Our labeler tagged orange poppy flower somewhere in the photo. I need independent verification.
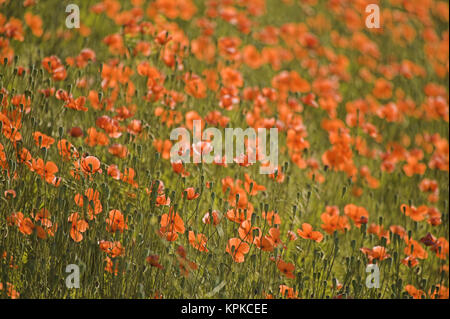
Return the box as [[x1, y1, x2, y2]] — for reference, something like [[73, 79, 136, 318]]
[[183, 187, 200, 200], [268, 227, 284, 248], [80, 155, 102, 176], [404, 238, 428, 260], [321, 211, 350, 235], [238, 220, 260, 243], [85, 127, 110, 146], [226, 238, 250, 263], [279, 285, 298, 299], [33, 131, 55, 149], [429, 284, 449, 299], [244, 173, 266, 195], [31, 158, 59, 185], [188, 231, 208, 252], [403, 158, 426, 176], [105, 209, 128, 233], [68, 212, 89, 242], [160, 208, 185, 241], [277, 260, 295, 279], [297, 223, 323, 242], [367, 224, 390, 244], [24, 12, 43, 37], [220, 67, 244, 88], [19, 217, 34, 235], [405, 285, 425, 299], [261, 210, 281, 226], [401, 204, 428, 222], [99, 240, 125, 258], [360, 246, 390, 263], [344, 204, 369, 227]]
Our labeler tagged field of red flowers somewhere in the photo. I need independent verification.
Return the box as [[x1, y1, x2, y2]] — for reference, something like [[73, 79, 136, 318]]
[[0, 0, 449, 299]]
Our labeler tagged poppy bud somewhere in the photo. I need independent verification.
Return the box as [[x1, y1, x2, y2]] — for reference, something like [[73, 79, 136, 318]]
[[211, 192, 215, 201], [4, 57, 8, 65], [251, 213, 257, 225], [361, 223, 367, 234], [249, 182, 254, 194], [69, 127, 83, 138]]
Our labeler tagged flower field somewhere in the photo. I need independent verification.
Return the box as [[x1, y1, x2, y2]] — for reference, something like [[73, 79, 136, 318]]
[[0, 0, 449, 299]]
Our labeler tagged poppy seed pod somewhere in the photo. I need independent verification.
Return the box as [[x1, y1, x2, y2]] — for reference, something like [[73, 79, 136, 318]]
[[283, 161, 289, 172], [361, 223, 367, 234], [249, 182, 254, 194], [251, 213, 257, 225]]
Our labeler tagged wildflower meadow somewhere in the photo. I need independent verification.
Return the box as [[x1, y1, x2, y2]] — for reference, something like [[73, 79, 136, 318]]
[[0, 0, 449, 300]]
